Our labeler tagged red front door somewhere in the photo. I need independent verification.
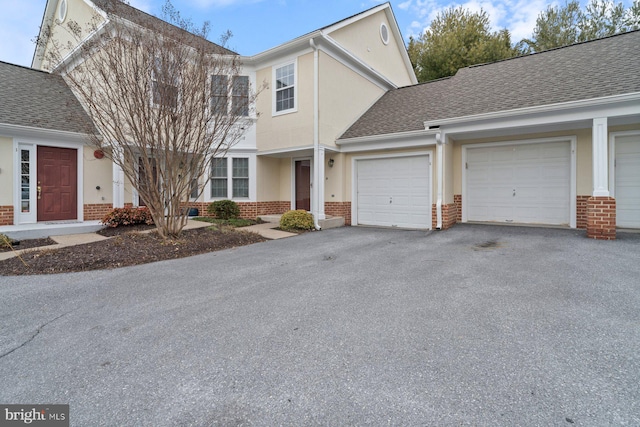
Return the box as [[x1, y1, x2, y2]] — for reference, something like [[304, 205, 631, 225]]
[[295, 160, 311, 211], [37, 146, 78, 221]]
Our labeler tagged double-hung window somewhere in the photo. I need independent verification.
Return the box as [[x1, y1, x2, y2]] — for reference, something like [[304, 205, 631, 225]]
[[211, 75, 249, 116], [232, 76, 249, 116], [151, 57, 178, 108], [210, 157, 228, 198], [274, 61, 296, 114], [211, 75, 228, 115], [210, 157, 250, 199]]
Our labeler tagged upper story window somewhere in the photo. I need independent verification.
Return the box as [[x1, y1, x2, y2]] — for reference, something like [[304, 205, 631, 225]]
[[232, 76, 249, 117], [273, 61, 296, 115], [58, 0, 68, 22], [211, 75, 249, 116], [211, 75, 228, 115], [151, 57, 178, 108]]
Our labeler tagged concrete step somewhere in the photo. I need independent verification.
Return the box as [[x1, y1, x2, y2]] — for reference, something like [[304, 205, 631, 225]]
[[320, 216, 345, 229], [0, 221, 104, 240], [259, 215, 282, 223]]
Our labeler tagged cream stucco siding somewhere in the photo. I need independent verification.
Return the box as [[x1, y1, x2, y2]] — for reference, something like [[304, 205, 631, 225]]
[[318, 52, 385, 148], [328, 10, 414, 87], [255, 54, 315, 152], [83, 146, 113, 204], [256, 156, 281, 202], [0, 138, 13, 205], [324, 152, 345, 202], [41, 0, 104, 71]]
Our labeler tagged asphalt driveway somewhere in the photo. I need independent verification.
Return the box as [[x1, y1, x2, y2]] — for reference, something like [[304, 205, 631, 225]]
[[1, 225, 639, 426]]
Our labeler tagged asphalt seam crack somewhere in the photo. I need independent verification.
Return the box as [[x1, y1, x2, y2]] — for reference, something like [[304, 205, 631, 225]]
[[0, 310, 73, 359]]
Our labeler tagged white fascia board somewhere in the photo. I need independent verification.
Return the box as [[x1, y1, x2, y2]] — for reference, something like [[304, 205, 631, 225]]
[[322, 4, 390, 33], [257, 144, 338, 157], [32, 0, 57, 68], [383, 7, 418, 85], [426, 92, 640, 130], [337, 130, 438, 153], [245, 32, 321, 67], [0, 123, 92, 144]]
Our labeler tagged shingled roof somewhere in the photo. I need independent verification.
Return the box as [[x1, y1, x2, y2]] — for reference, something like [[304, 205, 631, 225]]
[[340, 30, 640, 140], [0, 61, 94, 134], [93, 0, 236, 55]]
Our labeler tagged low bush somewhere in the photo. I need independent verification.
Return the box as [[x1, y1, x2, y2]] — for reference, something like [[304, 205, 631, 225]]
[[193, 217, 257, 227], [207, 200, 240, 220], [101, 207, 154, 228], [280, 210, 314, 231]]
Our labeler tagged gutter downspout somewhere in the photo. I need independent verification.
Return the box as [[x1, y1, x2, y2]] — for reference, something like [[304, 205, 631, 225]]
[[436, 132, 444, 230], [310, 38, 321, 230]]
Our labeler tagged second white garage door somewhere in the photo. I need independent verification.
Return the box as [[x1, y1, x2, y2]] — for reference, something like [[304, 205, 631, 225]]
[[465, 141, 572, 225], [356, 155, 431, 229], [615, 134, 640, 228]]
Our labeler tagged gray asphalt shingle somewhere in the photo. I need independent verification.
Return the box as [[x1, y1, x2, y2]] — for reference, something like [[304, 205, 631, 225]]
[[0, 61, 94, 134], [340, 30, 640, 140]]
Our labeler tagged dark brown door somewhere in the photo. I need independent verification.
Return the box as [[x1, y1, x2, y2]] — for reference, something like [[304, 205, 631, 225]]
[[295, 160, 311, 211], [37, 146, 77, 221]]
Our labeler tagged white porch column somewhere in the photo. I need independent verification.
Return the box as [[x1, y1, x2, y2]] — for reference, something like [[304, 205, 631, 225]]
[[314, 146, 326, 220], [435, 132, 444, 229], [112, 147, 125, 208], [592, 117, 609, 197]]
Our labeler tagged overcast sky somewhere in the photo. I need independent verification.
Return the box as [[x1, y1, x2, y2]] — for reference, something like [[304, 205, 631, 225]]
[[0, 0, 633, 67]]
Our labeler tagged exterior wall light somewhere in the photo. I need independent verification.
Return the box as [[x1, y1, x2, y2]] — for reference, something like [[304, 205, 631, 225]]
[[328, 158, 335, 167]]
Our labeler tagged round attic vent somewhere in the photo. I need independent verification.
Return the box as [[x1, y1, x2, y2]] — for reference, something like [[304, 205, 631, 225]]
[[380, 23, 389, 45], [58, 0, 68, 22]]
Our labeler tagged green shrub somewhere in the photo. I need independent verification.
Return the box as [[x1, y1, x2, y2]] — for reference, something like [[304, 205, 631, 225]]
[[101, 207, 154, 228], [207, 200, 240, 220], [280, 210, 314, 231]]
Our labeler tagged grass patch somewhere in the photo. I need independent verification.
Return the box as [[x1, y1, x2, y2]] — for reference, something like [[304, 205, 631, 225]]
[[193, 217, 259, 227]]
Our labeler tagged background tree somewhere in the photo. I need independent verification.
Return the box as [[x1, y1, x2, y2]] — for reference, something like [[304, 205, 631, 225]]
[[37, 0, 259, 239], [408, 7, 518, 82], [518, 0, 640, 53]]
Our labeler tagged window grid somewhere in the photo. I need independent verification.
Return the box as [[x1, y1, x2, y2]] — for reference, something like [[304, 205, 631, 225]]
[[232, 158, 249, 198], [232, 76, 249, 117], [210, 157, 228, 198], [275, 63, 295, 112], [211, 75, 228, 115]]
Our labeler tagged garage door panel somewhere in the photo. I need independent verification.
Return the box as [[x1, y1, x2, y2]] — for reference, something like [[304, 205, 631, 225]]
[[356, 155, 431, 229], [467, 141, 571, 225], [615, 136, 640, 228]]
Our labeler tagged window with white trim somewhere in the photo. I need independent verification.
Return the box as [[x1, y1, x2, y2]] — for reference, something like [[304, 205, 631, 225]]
[[151, 57, 178, 108], [210, 157, 251, 199], [232, 76, 249, 116], [210, 157, 228, 198], [232, 158, 249, 198], [211, 75, 228, 115], [274, 62, 296, 114]]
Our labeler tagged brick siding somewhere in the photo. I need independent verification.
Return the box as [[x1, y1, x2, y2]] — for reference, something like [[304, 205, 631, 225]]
[[325, 202, 351, 225], [83, 203, 113, 221], [586, 196, 616, 240], [576, 195, 590, 229], [454, 194, 462, 222], [432, 203, 458, 230], [0, 205, 14, 226]]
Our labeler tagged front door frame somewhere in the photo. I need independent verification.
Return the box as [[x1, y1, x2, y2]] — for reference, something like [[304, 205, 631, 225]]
[[291, 157, 312, 212], [13, 138, 84, 224]]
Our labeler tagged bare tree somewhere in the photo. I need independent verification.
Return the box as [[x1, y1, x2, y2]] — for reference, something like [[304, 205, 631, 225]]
[[36, 0, 259, 239]]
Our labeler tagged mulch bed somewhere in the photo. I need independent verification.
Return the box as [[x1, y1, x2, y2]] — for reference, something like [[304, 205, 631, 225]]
[[0, 227, 266, 276], [0, 237, 57, 253]]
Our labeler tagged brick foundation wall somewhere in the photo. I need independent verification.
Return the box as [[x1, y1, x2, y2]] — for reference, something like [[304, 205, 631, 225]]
[[83, 203, 113, 221], [257, 201, 291, 216], [180, 201, 290, 220], [325, 202, 351, 225], [586, 196, 616, 240], [432, 203, 458, 230], [576, 195, 589, 229], [0, 205, 13, 226], [454, 195, 462, 222]]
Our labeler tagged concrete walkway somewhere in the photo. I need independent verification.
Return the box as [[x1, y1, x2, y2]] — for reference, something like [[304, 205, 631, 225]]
[[0, 219, 295, 261]]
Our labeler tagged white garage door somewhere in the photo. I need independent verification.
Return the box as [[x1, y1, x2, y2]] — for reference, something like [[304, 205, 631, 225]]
[[615, 135, 640, 228], [466, 141, 571, 225], [356, 155, 431, 229]]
